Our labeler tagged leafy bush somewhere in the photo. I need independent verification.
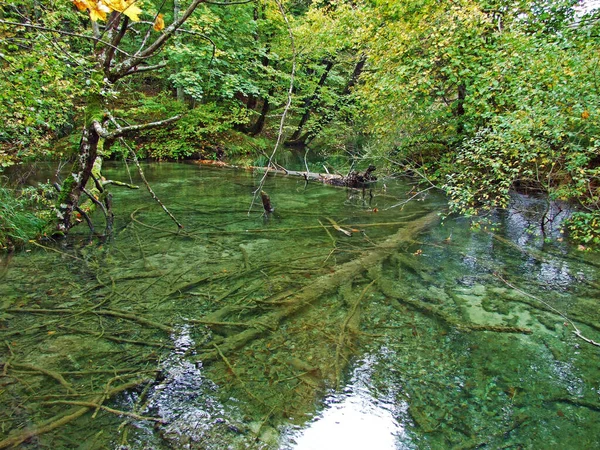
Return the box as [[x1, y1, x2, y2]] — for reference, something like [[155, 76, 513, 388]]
[[564, 211, 600, 249], [107, 94, 251, 160]]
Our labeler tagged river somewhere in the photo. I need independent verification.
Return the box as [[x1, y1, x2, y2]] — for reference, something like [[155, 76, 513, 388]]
[[1, 162, 599, 449]]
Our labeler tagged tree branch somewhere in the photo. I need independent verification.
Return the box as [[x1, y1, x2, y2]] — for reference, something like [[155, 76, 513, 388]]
[[120, 139, 184, 229], [104, 115, 181, 140], [0, 20, 132, 58], [111, 0, 207, 80], [104, 14, 129, 75], [205, 0, 256, 4], [122, 62, 168, 77]]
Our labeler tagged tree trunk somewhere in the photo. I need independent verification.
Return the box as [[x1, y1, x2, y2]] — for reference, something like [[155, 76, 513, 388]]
[[454, 83, 467, 134], [56, 124, 101, 234], [247, 88, 273, 136], [286, 59, 335, 145], [291, 55, 366, 147]]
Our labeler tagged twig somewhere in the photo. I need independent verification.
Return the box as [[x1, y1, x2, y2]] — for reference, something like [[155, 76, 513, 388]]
[[384, 186, 435, 211], [40, 400, 164, 423], [494, 274, 599, 347], [317, 219, 337, 246], [27, 240, 83, 261], [0, 19, 133, 57], [122, 141, 184, 229]]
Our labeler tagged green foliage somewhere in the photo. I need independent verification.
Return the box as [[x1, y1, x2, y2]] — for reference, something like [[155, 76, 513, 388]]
[[141, 103, 248, 160], [165, 2, 284, 108], [107, 93, 252, 160], [0, 0, 86, 164], [0, 183, 54, 250], [564, 211, 600, 249], [1, 0, 599, 250], [357, 0, 600, 248]]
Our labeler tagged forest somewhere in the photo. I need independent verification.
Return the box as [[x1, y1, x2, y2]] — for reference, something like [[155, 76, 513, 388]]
[[0, 0, 599, 249]]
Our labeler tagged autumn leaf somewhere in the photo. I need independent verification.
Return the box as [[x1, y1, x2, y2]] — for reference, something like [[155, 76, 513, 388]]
[[581, 110, 590, 120], [73, 0, 142, 22], [153, 13, 165, 32], [72, 0, 89, 11], [72, 0, 111, 21]]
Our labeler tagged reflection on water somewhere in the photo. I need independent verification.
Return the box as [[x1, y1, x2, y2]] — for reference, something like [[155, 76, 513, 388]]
[[0, 162, 599, 449], [285, 353, 411, 450]]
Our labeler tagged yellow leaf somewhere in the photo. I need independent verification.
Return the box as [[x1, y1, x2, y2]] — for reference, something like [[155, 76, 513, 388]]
[[89, 2, 111, 21], [153, 13, 165, 31], [75, 0, 142, 22], [120, 1, 142, 21], [73, 0, 90, 12], [73, 0, 110, 22], [105, 0, 142, 21]]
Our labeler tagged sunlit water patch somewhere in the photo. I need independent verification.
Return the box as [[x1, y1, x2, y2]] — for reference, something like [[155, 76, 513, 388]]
[[282, 353, 412, 450]]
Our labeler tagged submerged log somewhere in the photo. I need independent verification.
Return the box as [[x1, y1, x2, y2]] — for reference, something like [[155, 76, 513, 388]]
[[193, 211, 439, 364]]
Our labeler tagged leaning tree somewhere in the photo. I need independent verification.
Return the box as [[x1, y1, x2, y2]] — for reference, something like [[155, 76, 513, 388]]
[[3, 0, 212, 235], [57, 0, 213, 235]]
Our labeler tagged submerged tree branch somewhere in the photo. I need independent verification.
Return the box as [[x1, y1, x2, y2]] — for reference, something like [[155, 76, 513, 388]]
[[0, 377, 153, 449], [494, 274, 600, 347]]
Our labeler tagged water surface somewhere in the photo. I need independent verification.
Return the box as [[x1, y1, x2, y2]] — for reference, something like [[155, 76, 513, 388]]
[[1, 162, 599, 449]]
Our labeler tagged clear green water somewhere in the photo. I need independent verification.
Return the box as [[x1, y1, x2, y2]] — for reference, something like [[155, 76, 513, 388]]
[[1, 162, 599, 449]]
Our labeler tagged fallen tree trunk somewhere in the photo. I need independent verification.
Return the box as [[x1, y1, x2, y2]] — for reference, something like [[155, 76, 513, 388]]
[[193, 210, 439, 363], [193, 160, 377, 188]]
